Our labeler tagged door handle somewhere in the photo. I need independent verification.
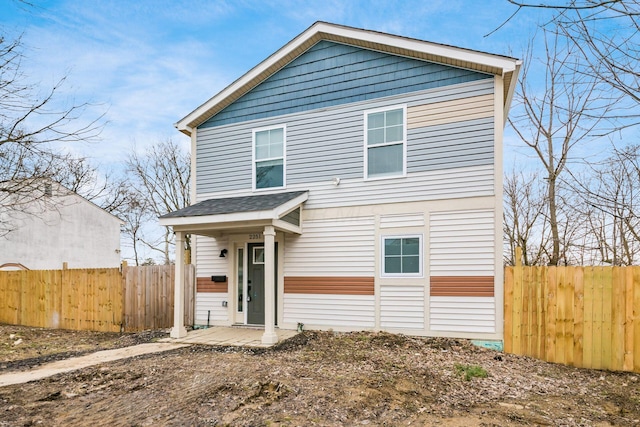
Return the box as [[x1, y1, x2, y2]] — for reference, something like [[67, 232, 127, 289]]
[[246, 296, 251, 302]]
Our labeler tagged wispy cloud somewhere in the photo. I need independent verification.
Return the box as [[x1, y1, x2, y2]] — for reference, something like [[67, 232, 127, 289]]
[[0, 0, 544, 167]]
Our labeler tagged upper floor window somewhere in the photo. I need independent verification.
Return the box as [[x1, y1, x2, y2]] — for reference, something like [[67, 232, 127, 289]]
[[365, 106, 406, 179], [253, 125, 285, 190]]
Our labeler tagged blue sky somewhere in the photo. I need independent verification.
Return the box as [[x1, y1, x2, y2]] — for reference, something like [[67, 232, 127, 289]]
[[0, 0, 553, 168]]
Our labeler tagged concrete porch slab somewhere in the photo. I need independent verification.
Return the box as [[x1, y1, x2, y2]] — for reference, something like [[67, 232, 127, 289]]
[[160, 326, 298, 348]]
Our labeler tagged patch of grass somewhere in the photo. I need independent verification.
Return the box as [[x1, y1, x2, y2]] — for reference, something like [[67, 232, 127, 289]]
[[454, 363, 488, 381]]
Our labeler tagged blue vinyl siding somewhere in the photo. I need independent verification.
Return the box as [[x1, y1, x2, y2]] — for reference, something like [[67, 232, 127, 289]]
[[196, 79, 494, 195], [200, 41, 491, 128], [408, 117, 495, 171]]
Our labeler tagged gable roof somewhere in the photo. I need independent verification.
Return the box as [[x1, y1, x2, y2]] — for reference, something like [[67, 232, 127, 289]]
[[176, 21, 521, 135], [5, 178, 124, 225]]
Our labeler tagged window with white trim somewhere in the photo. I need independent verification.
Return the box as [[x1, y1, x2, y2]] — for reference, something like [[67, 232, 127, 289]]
[[365, 106, 406, 178], [253, 125, 285, 189], [382, 235, 422, 277]]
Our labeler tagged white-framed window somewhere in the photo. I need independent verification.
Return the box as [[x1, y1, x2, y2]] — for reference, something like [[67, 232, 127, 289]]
[[381, 235, 422, 277], [253, 125, 286, 190], [364, 105, 406, 179]]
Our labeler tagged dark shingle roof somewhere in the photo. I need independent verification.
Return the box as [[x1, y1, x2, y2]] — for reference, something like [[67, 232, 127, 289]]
[[160, 191, 307, 219]]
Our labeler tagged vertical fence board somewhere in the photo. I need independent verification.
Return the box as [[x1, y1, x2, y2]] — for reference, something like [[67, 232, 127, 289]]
[[601, 268, 613, 370], [536, 266, 547, 359], [612, 267, 626, 371], [634, 267, 640, 373], [573, 267, 584, 368], [512, 264, 523, 355], [562, 267, 574, 366], [545, 268, 557, 363], [591, 268, 604, 369], [0, 272, 20, 324], [503, 267, 514, 353], [555, 267, 567, 365], [583, 266, 595, 369]]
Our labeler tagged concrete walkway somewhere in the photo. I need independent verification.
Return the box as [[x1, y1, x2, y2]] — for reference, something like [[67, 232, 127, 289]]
[[0, 342, 188, 387], [161, 326, 298, 347], [0, 327, 298, 387]]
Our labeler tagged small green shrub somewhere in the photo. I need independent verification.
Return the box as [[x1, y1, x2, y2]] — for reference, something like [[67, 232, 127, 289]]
[[454, 363, 488, 381]]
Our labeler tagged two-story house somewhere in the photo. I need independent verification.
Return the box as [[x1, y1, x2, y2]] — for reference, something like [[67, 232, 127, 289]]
[[161, 22, 521, 345]]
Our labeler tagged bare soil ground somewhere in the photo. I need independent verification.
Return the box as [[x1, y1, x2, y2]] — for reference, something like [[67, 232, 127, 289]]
[[0, 324, 639, 426]]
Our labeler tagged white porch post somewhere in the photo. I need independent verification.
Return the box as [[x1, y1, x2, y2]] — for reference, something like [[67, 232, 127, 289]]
[[262, 225, 278, 345], [170, 231, 188, 338]]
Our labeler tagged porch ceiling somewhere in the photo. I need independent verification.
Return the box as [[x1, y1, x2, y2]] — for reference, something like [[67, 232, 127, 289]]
[[159, 190, 308, 236]]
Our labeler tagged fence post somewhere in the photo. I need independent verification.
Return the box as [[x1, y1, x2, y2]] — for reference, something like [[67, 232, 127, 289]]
[[515, 247, 522, 267]]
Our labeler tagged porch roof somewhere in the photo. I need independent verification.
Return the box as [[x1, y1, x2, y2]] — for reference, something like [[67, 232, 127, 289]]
[[159, 190, 308, 235]]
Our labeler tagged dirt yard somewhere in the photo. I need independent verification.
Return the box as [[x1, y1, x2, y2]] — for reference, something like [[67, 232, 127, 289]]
[[0, 324, 638, 426]]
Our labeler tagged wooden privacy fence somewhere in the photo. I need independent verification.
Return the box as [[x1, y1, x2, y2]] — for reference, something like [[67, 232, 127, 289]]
[[505, 266, 640, 373], [0, 265, 195, 332]]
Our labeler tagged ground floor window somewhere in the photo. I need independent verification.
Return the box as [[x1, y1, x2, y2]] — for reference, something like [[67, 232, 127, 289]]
[[382, 235, 422, 277]]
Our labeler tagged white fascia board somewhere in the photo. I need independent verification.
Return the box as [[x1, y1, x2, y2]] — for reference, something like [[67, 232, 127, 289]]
[[320, 22, 520, 74], [172, 220, 272, 234], [273, 192, 309, 218], [272, 219, 302, 235], [503, 62, 522, 124], [159, 209, 277, 228]]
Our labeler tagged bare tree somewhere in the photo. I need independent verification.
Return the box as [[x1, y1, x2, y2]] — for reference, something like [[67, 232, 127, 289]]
[[125, 139, 190, 264], [506, 0, 640, 106], [0, 34, 103, 236], [503, 169, 549, 265], [508, 28, 618, 265], [569, 145, 640, 265], [112, 189, 153, 266]]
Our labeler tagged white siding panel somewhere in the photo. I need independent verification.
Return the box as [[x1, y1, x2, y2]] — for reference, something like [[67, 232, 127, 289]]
[[284, 217, 375, 276], [379, 213, 425, 229], [283, 294, 375, 328], [430, 296, 495, 333], [195, 293, 228, 324], [380, 285, 424, 330], [430, 209, 495, 276], [196, 236, 229, 277], [197, 164, 494, 210]]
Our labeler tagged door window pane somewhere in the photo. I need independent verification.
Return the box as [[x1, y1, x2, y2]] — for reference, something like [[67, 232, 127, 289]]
[[253, 247, 264, 264]]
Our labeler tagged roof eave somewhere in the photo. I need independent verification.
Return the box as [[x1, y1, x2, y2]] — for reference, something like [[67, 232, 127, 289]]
[[502, 61, 522, 124]]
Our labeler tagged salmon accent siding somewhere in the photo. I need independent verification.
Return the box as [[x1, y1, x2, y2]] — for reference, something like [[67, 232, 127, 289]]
[[197, 277, 227, 293], [430, 276, 494, 297], [407, 94, 494, 129], [284, 276, 375, 295]]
